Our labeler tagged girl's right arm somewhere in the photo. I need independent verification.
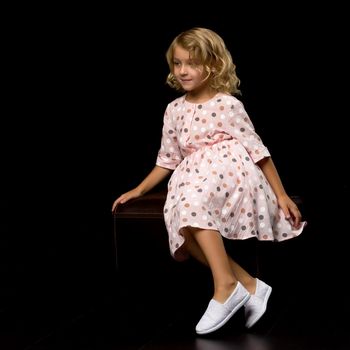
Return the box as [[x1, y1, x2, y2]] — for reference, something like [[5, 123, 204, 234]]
[[111, 165, 172, 214]]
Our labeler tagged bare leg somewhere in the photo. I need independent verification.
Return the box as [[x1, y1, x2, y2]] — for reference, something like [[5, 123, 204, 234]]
[[186, 227, 237, 303], [182, 228, 257, 294]]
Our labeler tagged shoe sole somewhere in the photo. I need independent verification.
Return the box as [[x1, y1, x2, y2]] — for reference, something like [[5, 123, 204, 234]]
[[196, 293, 250, 335], [246, 286, 272, 329]]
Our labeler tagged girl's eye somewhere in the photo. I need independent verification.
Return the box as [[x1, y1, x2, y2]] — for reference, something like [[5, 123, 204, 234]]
[[191, 62, 202, 68]]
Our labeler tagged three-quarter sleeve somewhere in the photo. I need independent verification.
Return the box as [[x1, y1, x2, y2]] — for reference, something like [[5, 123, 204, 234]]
[[156, 104, 183, 170], [226, 98, 270, 163]]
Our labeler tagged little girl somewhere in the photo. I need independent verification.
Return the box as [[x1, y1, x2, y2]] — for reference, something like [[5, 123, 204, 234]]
[[112, 27, 306, 335]]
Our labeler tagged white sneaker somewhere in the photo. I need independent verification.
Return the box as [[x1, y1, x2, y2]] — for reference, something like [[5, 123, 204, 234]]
[[244, 278, 272, 328], [195, 281, 250, 335]]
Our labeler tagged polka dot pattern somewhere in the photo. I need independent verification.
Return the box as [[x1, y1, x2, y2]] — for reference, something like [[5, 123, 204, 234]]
[[156, 93, 305, 261]]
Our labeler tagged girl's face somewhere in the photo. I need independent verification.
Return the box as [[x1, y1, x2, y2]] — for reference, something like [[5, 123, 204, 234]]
[[172, 45, 209, 93]]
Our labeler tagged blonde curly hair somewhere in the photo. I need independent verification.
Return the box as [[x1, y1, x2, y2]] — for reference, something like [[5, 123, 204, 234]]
[[166, 27, 241, 96]]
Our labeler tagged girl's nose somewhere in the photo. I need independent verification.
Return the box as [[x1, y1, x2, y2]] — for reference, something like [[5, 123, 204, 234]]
[[180, 65, 187, 74]]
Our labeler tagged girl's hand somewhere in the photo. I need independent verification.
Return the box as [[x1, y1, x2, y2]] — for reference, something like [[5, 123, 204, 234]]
[[277, 194, 302, 229], [111, 188, 142, 214]]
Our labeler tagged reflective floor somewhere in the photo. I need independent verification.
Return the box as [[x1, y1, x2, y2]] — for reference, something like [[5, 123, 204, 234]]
[[15, 264, 349, 350]]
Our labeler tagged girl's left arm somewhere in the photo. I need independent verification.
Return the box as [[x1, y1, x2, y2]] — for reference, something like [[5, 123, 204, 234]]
[[257, 157, 302, 228]]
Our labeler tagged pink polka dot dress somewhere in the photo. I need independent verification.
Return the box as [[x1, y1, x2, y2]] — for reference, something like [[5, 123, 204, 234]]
[[156, 93, 305, 261]]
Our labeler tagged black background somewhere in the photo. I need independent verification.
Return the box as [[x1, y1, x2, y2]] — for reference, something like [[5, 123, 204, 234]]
[[2, 3, 348, 348]]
